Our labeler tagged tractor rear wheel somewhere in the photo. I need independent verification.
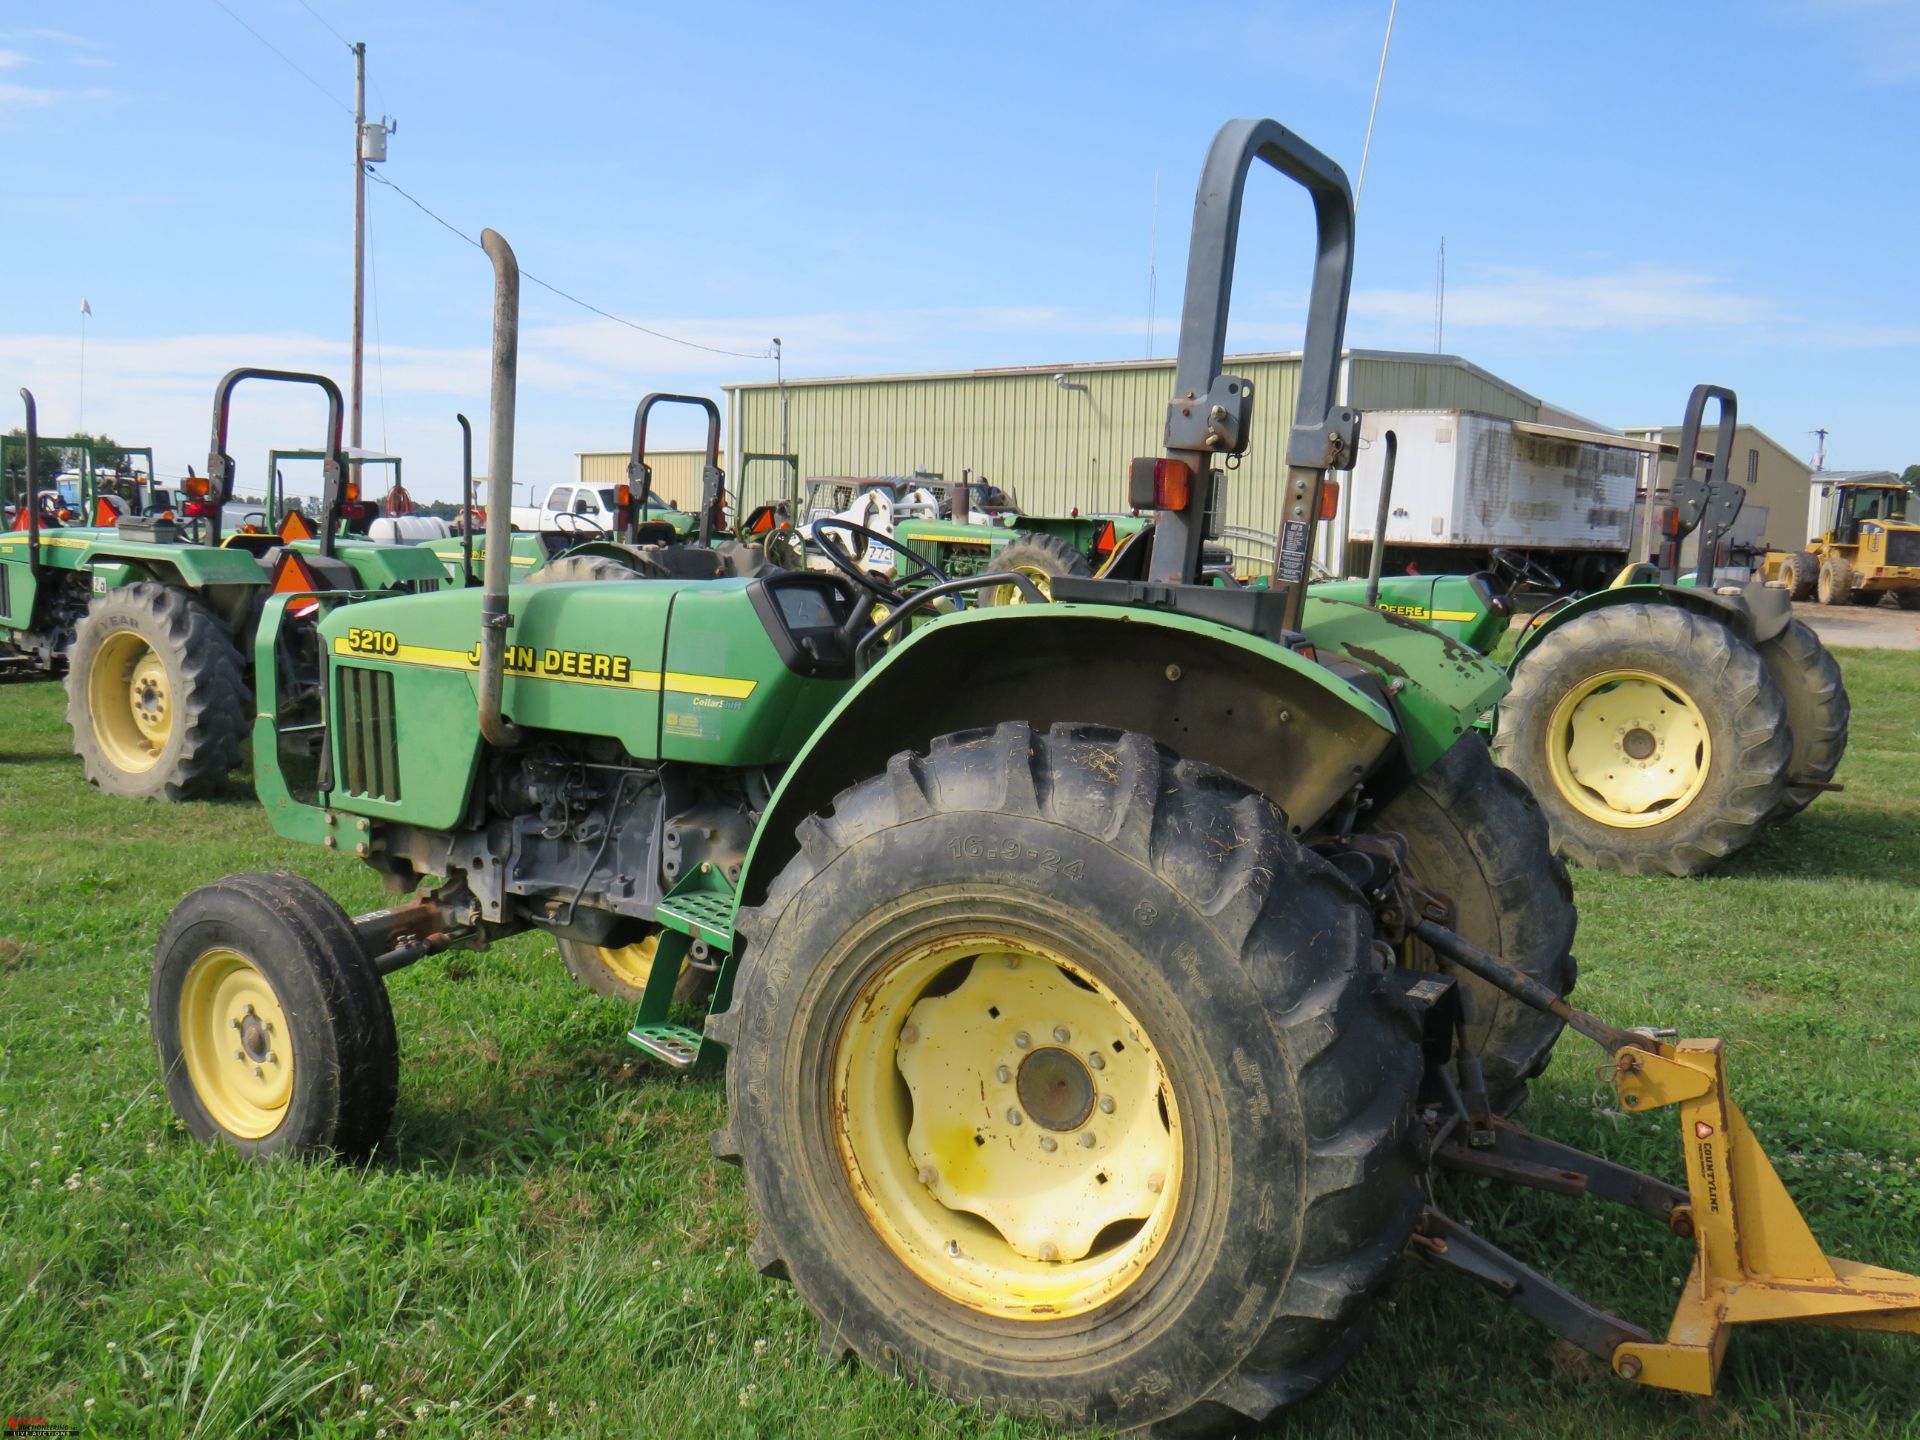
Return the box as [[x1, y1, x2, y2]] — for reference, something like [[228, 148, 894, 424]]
[[152, 872, 398, 1158], [1492, 603, 1789, 876], [980, 532, 1090, 606], [710, 722, 1421, 1436], [556, 930, 710, 1005], [66, 582, 247, 800], [1780, 551, 1820, 602], [1816, 554, 1856, 606], [1367, 735, 1575, 1112], [1896, 590, 1920, 611], [1757, 619, 1849, 821]]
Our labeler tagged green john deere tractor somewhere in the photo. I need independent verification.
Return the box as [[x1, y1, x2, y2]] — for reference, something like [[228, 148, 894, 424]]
[[0, 372, 446, 800], [150, 120, 1919, 1434], [1315, 387, 1849, 877]]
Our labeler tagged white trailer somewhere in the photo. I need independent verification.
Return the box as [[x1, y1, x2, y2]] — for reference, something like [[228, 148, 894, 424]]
[[1336, 409, 1652, 590]]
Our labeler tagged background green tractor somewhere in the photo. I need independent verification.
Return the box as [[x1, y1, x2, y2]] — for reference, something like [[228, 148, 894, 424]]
[[0, 371, 447, 800], [1317, 388, 1849, 877], [148, 122, 1916, 1435]]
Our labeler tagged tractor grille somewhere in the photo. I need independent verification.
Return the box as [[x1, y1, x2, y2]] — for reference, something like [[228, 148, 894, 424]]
[[336, 665, 401, 802], [1885, 529, 1920, 568]]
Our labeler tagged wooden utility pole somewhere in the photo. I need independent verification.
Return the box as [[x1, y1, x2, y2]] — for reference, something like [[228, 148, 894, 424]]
[[351, 41, 367, 450]]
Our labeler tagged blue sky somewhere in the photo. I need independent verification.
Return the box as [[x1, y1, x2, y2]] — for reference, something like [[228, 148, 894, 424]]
[[3, 1, 1916, 503]]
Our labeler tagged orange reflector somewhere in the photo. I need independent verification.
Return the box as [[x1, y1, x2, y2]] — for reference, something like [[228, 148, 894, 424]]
[[616, 482, 632, 508], [278, 508, 316, 541], [93, 498, 118, 525], [344, 477, 360, 502], [1319, 479, 1341, 521], [270, 550, 322, 596], [183, 472, 210, 499]]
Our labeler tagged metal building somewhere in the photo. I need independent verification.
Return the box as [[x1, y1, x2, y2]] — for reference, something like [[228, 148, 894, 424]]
[[721, 349, 1551, 564], [1621, 422, 1812, 562]]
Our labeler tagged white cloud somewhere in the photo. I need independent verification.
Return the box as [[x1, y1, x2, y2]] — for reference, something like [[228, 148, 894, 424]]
[[0, 48, 29, 70], [1350, 265, 1773, 337], [0, 80, 57, 109]]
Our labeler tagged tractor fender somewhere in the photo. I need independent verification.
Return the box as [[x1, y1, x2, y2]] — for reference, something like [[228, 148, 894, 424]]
[[1510, 580, 1789, 673], [79, 540, 268, 590], [734, 603, 1398, 907]]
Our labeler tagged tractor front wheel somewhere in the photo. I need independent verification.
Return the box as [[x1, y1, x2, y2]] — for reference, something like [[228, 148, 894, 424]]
[[555, 930, 710, 1005], [979, 532, 1090, 606], [1757, 619, 1849, 820], [1493, 603, 1789, 876], [711, 722, 1421, 1435], [1896, 590, 1920, 611], [66, 583, 247, 800], [152, 873, 398, 1158]]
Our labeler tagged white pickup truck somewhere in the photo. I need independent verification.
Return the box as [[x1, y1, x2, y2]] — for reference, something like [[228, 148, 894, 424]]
[[510, 482, 694, 538]]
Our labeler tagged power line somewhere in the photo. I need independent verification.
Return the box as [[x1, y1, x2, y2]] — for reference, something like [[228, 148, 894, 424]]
[[363, 166, 775, 361], [291, 0, 354, 51], [203, 0, 353, 116]]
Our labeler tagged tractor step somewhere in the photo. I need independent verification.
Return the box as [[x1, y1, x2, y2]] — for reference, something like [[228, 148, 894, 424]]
[[625, 1022, 705, 1070], [654, 888, 736, 953]]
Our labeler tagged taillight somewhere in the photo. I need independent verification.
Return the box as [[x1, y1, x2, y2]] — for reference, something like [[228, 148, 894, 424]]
[[1128, 457, 1192, 511], [183, 500, 214, 518]]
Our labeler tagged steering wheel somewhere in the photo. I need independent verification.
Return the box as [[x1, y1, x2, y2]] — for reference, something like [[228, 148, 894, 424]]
[[553, 510, 607, 536], [807, 517, 947, 605], [1490, 547, 1561, 595]]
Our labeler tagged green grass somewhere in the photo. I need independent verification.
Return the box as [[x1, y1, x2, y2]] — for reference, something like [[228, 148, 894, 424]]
[[2, 652, 1918, 1439]]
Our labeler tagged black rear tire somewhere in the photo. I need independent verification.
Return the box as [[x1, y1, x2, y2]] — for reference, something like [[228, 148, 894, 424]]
[[1367, 736, 1575, 1112], [1757, 619, 1849, 820], [152, 872, 398, 1159], [65, 582, 247, 800], [1896, 590, 1920, 611], [529, 554, 640, 584], [710, 721, 1421, 1436], [1492, 603, 1789, 876]]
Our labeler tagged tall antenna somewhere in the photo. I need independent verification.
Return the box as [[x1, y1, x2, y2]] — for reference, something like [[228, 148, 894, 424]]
[[1146, 169, 1160, 358], [1810, 427, 1828, 471], [1354, 0, 1399, 212], [1434, 237, 1446, 352]]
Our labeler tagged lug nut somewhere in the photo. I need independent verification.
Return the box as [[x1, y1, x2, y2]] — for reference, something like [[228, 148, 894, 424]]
[[1013, 1031, 1031, 1050], [1006, 1108, 1024, 1126], [1078, 1133, 1096, 1149], [1052, 1025, 1071, 1043], [1087, 1052, 1105, 1071], [1099, 1095, 1115, 1114], [243, 1004, 255, 1017], [229, 1018, 240, 1030], [1618, 1355, 1643, 1381], [995, 1065, 1011, 1084], [1147, 1172, 1165, 1194], [1039, 1136, 1057, 1152], [899, 1024, 919, 1045], [918, 1166, 939, 1186], [1039, 1242, 1059, 1262], [232, 1050, 245, 1061], [267, 1053, 278, 1065], [253, 1066, 264, 1079]]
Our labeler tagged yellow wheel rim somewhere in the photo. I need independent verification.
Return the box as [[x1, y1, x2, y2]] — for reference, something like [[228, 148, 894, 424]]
[[88, 629, 174, 774], [833, 935, 1181, 1320], [178, 948, 294, 1139], [985, 564, 1056, 607], [1544, 669, 1712, 828], [591, 934, 665, 989]]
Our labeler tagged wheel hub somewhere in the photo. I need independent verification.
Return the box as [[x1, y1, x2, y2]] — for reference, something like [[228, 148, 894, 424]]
[[833, 936, 1182, 1319], [88, 630, 173, 772], [1549, 671, 1712, 826], [178, 949, 294, 1139], [1017, 1046, 1095, 1131]]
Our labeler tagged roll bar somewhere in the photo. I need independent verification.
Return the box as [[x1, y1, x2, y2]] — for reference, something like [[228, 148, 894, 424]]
[[1148, 117, 1361, 630], [628, 393, 724, 546], [208, 368, 346, 553], [1663, 383, 1742, 586]]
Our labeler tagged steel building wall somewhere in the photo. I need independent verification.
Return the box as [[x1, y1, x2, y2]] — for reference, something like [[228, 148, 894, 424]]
[[575, 449, 711, 511], [724, 352, 1539, 563]]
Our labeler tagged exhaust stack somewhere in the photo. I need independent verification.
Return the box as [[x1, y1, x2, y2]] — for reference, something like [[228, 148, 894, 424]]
[[478, 228, 525, 749]]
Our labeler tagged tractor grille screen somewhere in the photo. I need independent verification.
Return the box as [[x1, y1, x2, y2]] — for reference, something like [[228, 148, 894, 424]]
[[1886, 529, 1920, 568], [337, 665, 401, 802]]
